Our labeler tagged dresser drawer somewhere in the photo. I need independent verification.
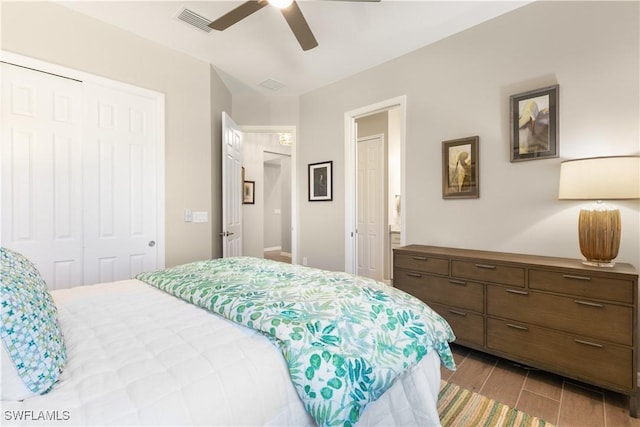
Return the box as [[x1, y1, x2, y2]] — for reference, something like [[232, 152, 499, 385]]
[[395, 253, 449, 275], [429, 302, 484, 347], [487, 318, 633, 391], [529, 269, 634, 304], [394, 270, 483, 312], [487, 285, 632, 346], [452, 260, 525, 287]]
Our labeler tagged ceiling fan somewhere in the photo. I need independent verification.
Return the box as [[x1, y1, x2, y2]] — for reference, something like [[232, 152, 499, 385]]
[[208, 0, 380, 51]]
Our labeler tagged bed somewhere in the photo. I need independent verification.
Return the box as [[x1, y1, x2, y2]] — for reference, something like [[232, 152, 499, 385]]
[[1, 248, 456, 426]]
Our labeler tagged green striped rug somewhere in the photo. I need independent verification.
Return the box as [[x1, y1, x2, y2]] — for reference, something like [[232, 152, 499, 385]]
[[438, 381, 554, 427]]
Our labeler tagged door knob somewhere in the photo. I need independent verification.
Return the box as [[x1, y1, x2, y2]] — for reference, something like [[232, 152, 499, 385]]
[[148, 241, 156, 247]]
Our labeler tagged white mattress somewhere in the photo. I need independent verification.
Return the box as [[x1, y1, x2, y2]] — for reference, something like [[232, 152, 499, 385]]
[[1, 279, 442, 426]]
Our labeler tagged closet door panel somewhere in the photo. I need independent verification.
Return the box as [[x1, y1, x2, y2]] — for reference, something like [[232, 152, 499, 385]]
[[82, 82, 158, 285], [1, 63, 83, 289]]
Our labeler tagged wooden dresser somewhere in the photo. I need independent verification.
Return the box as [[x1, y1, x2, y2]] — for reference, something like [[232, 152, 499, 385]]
[[393, 244, 639, 416]]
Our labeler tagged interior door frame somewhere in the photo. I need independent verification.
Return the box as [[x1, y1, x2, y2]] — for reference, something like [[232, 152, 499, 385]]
[[241, 125, 298, 265], [344, 95, 406, 275], [0, 50, 166, 270]]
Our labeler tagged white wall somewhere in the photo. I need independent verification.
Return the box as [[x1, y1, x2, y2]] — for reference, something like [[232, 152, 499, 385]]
[[298, 1, 640, 271], [233, 95, 299, 127], [280, 157, 292, 254], [264, 161, 283, 250], [1, 1, 233, 267]]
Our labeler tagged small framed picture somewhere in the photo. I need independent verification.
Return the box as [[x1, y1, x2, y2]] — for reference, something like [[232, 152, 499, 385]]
[[243, 180, 255, 204], [442, 136, 479, 199], [510, 84, 559, 162], [308, 161, 333, 202]]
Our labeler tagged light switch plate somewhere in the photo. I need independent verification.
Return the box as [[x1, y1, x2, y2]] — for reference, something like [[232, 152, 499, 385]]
[[192, 211, 208, 223]]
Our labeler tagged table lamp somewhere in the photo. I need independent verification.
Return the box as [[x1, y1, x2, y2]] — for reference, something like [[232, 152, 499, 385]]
[[558, 156, 640, 267]]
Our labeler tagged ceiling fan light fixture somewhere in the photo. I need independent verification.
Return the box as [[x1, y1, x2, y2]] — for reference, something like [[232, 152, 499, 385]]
[[268, 0, 294, 9]]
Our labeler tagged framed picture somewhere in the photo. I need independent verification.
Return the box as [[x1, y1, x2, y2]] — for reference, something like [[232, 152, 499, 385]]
[[308, 161, 333, 201], [442, 136, 479, 199], [510, 84, 559, 162], [243, 180, 255, 204]]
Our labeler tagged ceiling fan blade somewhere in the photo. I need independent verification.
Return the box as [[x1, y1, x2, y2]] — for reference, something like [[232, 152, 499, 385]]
[[281, 1, 318, 51], [209, 1, 268, 31]]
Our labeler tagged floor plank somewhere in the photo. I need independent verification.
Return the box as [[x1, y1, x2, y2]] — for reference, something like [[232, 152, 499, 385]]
[[558, 382, 605, 427], [444, 344, 640, 427], [479, 359, 527, 407]]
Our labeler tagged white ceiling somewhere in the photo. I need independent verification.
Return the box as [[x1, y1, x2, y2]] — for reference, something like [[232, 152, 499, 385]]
[[57, 0, 530, 96]]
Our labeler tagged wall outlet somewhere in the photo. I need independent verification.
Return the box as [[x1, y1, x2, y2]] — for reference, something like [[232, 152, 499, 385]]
[[184, 209, 192, 222], [302, 256, 308, 266]]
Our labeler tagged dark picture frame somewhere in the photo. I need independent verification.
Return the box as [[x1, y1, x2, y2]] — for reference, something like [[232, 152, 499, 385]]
[[308, 161, 333, 201], [442, 136, 479, 199], [510, 84, 559, 162], [243, 180, 255, 204]]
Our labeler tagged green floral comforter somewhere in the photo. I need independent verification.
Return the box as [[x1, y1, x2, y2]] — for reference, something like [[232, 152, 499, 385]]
[[136, 257, 455, 427]]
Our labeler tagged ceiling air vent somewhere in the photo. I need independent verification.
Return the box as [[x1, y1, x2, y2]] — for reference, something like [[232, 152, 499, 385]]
[[176, 8, 213, 33], [259, 78, 286, 91]]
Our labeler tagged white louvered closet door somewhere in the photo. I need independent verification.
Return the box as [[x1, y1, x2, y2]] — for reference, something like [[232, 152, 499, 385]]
[[1, 62, 84, 289]]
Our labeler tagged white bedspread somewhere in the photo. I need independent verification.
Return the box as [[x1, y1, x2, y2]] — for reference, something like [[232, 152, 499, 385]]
[[1, 279, 442, 426]]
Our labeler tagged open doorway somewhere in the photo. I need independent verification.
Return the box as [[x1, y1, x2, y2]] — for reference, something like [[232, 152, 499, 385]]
[[344, 96, 406, 281], [263, 152, 292, 263], [241, 127, 296, 264]]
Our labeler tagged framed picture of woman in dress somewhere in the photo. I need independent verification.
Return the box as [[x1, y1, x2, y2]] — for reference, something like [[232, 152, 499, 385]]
[[442, 136, 479, 199]]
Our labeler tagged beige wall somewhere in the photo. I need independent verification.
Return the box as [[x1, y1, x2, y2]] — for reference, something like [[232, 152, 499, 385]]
[[1, 1, 232, 267], [232, 95, 299, 127], [298, 1, 640, 271], [2, 1, 639, 273]]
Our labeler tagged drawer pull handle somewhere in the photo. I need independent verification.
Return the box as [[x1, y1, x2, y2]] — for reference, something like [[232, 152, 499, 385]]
[[574, 300, 604, 308], [574, 339, 603, 348], [475, 264, 496, 270], [563, 274, 592, 281], [449, 280, 467, 286], [448, 310, 467, 317], [407, 272, 423, 278], [505, 289, 529, 296], [412, 256, 427, 261], [506, 323, 528, 331]]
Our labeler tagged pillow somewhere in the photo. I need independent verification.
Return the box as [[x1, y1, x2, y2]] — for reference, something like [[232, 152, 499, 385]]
[[0, 247, 66, 400]]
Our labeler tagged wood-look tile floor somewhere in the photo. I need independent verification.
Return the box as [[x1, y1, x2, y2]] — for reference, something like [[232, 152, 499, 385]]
[[264, 250, 292, 264], [441, 343, 640, 427]]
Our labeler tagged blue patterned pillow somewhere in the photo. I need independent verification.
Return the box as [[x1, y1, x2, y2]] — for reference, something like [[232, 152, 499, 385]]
[[0, 247, 66, 399]]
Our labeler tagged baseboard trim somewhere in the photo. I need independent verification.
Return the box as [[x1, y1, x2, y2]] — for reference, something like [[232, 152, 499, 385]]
[[263, 246, 282, 252]]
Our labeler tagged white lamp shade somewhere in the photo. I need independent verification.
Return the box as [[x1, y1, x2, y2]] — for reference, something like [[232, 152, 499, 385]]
[[558, 156, 640, 200]]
